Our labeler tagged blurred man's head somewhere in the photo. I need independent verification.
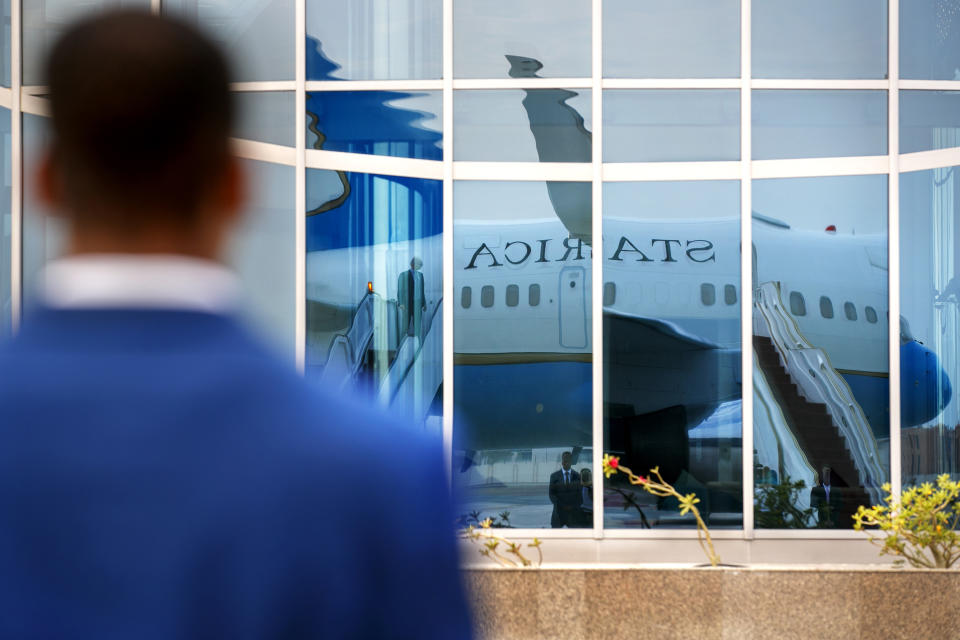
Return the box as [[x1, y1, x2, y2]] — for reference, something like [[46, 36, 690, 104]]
[[561, 451, 571, 470], [41, 10, 242, 259]]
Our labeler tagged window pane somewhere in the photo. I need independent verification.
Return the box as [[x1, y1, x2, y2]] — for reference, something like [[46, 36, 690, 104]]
[[604, 181, 742, 529], [753, 91, 887, 160], [454, 89, 592, 162], [165, 0, 293, 82], [235, 92, 295, 147], [900, 167, 960, 483], [901, 0, 960, 80], [0, 108, 8, 336], [603, 282, 615, 306], [22, 115, 66, 302], [604, 90, 739, 162], [307, 0, 441, 80], [789, 291, 807, 316], [753, 175, 889, 529], [529, 283, 541, 306], [865, 306, 878, 323], [1, 0, 9, 88], [307, 91, 442, 160], [844, 301, 858, 321], [461, 286, 472, 309], [724, 284, 737, 306], [901, 91, 960, 155], [604, 0, 739, 78], [306, 170, 442, 432], [752, 0, 887, 79], [820, 296, 834, 319], [454, 0, 590, 78], [455, 181, 592, 528], [225, 160, 295, 359], [506, 284, 519, 307], [480, 286, 494, 308], [23, 0, 151, 86]]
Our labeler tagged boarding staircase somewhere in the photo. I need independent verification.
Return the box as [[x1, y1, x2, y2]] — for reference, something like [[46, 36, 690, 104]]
[[753, 282, 885, 522], [320, 291, 442, 426]]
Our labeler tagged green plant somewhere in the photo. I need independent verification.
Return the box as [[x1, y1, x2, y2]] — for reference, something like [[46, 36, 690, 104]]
[[853, 474, 960, 568], [461, 514, 542, 567], [754, 476, 814, 529], [603, 454, 720, 566]]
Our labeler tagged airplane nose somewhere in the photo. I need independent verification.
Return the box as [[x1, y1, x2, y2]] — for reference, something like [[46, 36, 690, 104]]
[[901, 340, 953, 427]]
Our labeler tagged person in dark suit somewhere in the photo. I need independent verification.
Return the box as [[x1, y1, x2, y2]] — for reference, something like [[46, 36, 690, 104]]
[[549, 451, 583, 528], [0, 12, 471, 639], [397, 257, 426, 338], [810, 465, 844, 528]]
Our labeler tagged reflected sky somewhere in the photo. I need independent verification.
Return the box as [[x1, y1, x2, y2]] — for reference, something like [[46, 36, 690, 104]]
[[901, 0, 960, 80], [901, 91, 960, 154]]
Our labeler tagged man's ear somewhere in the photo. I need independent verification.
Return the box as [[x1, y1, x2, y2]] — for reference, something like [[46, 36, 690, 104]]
[[36, 149, 64, 211]]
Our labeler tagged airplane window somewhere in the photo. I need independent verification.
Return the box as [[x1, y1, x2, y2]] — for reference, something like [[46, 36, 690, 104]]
[[529, 284, 540, 306], [789, 291, 806, 316], [603, 282, 616, 306], [481, 285, 494, 308], [461, 286, 472, 309], [724, 284, 737, 305], [820, 296, 834, 319], [506, 284, 519, 307], [865, 306, 878, 323], [844, 301, 857, 321], [700, 283, 716, 306]]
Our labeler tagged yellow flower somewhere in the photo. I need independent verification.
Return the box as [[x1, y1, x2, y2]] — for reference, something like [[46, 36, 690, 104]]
[[480, 518, 493, 529], [602, 454, 621, 478]]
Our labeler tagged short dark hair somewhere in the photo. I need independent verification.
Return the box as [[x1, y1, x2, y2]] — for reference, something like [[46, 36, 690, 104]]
[[46, 10, 234, 228]]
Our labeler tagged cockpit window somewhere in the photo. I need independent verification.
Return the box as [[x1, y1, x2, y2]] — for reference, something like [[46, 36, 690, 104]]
[[789, 291, 806, 316], [506, 284, 519, 307], [819, 296, 834, 319], [724, 284, 737, 305], [481, 285, 494, 308], [865, 306, 878, 323], [843, 301, 857, 321], [700, 283, 716, 306]]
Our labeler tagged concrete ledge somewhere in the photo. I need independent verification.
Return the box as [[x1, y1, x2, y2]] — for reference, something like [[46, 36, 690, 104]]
[[465, 566, 960, 639]]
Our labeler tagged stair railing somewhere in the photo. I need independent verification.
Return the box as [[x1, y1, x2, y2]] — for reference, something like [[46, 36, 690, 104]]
[[755, 281, 885, 504], [319, 292, 377, 389]]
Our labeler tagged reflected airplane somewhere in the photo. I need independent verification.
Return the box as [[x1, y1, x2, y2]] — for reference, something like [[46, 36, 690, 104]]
[[304, 54, 953, 487]]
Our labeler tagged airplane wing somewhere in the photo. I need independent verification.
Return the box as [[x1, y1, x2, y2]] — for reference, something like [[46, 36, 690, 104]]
[[604, 308, 722, 352]]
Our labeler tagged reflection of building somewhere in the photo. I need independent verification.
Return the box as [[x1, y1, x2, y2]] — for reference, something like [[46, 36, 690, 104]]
[[10, 1, 960, 565]]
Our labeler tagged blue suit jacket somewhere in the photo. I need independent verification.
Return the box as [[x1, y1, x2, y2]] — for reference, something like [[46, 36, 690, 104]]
[[0, 307, 471, 639]]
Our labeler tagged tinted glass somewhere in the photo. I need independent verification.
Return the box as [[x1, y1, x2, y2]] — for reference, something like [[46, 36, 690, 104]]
[[455, 181, 593, 528], [506, 284, 519, 307], [753, 175, 888, 529], [1, 0, 9, 87], [604, 90, 740, 162], [604, 0, 739, 78], [0, 108, 8, 335], [790, 291, 807, 316], [529, 284, 541, 306], [23, 0, 151, 86], [454, 0, 590, 78], [900, 167, 960, 483], [900, 91, 960, 155], [22, 115, 66, 301], [235, 92, 295, 147], [753, 91, 887, 160], [604, 181, 742, 529], [454, 89, 592, 162], [480, 286, 494, 308], [461, 286, 472, 309], [725, 284, 737, 305], [226, 160, 296, 358], [603, 282, 615, 306], [753, 0, 887, 79], [307, 0, 441, 80], [901, 0, 960, 80], [165, 0, 293, 82], [866, 306, 878, 323], [306, 170, 442, 433], [307, 91, 442, 160]]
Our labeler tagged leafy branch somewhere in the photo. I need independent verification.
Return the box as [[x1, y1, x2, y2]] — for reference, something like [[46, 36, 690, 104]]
[[461, 514, 543, 568]]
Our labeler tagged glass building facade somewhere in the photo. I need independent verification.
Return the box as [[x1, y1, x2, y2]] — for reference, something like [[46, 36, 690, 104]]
[[4, 0, 960, 556]]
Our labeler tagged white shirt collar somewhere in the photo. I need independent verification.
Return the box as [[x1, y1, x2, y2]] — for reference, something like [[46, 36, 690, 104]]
[[39, 254, 240, 313]]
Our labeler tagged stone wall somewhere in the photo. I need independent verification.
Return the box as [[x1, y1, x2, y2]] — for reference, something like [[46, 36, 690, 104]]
[[465, 567, 960, 640]]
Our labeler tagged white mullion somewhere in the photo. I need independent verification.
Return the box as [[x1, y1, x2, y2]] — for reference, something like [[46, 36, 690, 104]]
[[231, 138, 297, 166], [888, 0, 901, 499], [0, 87, 11, 110], [295, 0, 306, 372], [900, 147, 960, 173], [453, 78, 592, 90], [751, 79, 888, 90], [752, 155, 889, 179], [602, 78, 740, 89], [10, 0, 21, 332], [307, 148, 443, 180], [442, 0, 454, 483], [603, 161, 740, 182], [306, 79, 442, 92], [899, 79, 960, 91], [232, 81, 298, 92], [591, 0, 603, 538], [453, 161, 591, 181], [740, 0, 754, 540]]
